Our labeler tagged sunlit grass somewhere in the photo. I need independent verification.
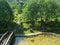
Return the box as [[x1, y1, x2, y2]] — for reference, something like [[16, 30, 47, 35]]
[[18, 35, 60, 45], [24, 30, 41, 34], [16, 29, 41, 34]]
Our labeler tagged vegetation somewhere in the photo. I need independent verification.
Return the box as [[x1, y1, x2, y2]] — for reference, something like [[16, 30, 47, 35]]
[[21, 0, 60, 33], [0, 0, 60, 34], [0, 0, 60, 45], [0, 0, 14, 33]]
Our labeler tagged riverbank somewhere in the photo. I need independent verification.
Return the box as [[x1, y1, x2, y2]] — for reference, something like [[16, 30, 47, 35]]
[[0, 32, 60, 37], [15, 34, 60, 45], [15, 32, 60, 37]]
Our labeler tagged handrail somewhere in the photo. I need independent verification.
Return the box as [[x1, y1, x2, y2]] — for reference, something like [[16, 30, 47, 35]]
[[2, 32, 14, 45], [0, 32, 8, 42]]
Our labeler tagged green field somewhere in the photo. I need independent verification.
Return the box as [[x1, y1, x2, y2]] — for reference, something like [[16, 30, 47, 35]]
[[18, 35, 60, 45]]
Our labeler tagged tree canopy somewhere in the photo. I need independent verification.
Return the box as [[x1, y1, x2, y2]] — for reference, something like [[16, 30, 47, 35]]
[[21, 0, 60, 22], [0, 0, 14, 33]]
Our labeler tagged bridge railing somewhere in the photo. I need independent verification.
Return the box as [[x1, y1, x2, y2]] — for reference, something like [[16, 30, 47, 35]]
[[2, 32, 14, 45], [0, 32, 8, 44]]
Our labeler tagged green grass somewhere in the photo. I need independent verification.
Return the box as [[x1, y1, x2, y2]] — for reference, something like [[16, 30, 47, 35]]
[[18, 34, 60, 45], [16, 29, 41, 34]]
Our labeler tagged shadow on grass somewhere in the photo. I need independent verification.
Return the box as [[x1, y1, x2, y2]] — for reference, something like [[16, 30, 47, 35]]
[[32, 20, 60, 34]]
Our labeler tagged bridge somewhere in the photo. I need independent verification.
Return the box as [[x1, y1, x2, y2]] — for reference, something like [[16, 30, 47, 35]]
[[0, 31, 15, 45]]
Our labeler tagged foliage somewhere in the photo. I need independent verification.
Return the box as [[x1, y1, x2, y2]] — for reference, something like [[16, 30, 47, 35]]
[[21, 0, 60, 27], [22, 0, 60, 20], [0, 0, 14, 33], [17, 4, 23, 14]]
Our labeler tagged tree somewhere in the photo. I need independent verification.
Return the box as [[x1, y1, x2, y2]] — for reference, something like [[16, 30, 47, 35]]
[[21, 0, 39, 27], [21, 0, 60, 27], [42, 0, 60, 23], [0, 0, 14, 33]]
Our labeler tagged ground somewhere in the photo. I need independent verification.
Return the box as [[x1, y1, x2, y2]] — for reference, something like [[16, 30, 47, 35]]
[[18, 34, 60, 45]]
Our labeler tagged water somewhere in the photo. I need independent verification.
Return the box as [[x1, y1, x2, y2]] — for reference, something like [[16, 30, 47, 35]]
[[14, 37, 26, 45], [14, 35, 60, 45]]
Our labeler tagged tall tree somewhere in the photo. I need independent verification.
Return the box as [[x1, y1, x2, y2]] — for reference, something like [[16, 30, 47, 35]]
[[0, 0, 14, 33], [21, 0, 60, 27]]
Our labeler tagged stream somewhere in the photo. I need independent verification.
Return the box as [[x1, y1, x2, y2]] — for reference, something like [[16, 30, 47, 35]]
[[14, 37, 26, 45]]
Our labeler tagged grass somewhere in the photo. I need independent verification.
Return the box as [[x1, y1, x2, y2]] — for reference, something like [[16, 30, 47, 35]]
[[16, 29, 41, 34], [15, 23, 41, 34], [18, 34, 60, 45], [15, 22, 60, 34], [24, 30, 41, 34]]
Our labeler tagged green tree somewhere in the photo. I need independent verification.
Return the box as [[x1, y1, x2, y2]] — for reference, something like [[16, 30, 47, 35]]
[[21, 0, 60, 27], [0, 0, 14, 33], [21, 0, 39, 27]]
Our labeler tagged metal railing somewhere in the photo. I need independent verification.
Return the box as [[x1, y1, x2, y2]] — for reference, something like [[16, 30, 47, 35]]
[[0, 31, 14, 45], [0, 32, 8, 45]]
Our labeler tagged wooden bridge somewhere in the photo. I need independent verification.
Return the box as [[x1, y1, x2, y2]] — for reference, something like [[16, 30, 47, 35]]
[[0, 31, 15, 45]]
